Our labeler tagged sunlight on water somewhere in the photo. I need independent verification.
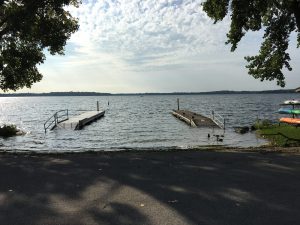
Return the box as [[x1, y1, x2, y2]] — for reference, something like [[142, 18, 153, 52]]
[[0, 94, 298, 152]]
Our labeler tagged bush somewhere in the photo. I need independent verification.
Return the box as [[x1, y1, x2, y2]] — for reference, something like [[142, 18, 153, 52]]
[[253, 119, 273, 130], [0, 124, 18, 137]]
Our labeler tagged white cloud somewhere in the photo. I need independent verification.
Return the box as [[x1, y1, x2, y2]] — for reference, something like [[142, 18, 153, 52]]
[[66, 0, 230, 70], [24, 0, 299, 93]]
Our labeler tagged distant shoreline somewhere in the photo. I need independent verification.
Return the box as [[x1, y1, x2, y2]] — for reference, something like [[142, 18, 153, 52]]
[[0, 89, 298, 97]]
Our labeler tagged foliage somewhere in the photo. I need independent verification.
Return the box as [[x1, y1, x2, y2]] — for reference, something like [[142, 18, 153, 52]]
[[0, 124, 18, 137], [0, 0, 80, 91], [202, 0, 300, 87], [253, 119, 273, 129], [257, 123, 300, 146]]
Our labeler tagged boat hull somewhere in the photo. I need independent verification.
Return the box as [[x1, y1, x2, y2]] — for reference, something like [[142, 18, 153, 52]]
[[280, 118, 300, 125]]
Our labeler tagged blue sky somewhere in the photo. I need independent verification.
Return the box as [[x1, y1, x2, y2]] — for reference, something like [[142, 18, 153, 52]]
[[22, 0, 300, 93]]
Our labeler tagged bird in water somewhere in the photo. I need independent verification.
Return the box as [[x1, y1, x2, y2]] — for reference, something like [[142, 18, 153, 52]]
[[213, 134, 224, 142]]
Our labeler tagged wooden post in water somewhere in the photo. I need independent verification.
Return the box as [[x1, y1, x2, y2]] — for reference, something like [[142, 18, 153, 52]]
[[177, 98, 180, 110], [292, 104, 295, 118], [97, 101, 99, 111], [54, 113, 57, 126]]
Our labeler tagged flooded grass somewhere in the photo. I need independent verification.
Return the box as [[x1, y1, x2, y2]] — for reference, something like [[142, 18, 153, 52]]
[[257, 124, 300, 147]]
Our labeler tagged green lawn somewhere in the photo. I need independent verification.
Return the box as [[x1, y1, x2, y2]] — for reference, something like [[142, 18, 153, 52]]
[[257, 123, 300, 147]]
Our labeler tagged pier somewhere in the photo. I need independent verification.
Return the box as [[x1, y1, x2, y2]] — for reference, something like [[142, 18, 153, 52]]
[[58, 110, 105, 130], [172, 110, 224, 129], [44, 102, 105, 132]]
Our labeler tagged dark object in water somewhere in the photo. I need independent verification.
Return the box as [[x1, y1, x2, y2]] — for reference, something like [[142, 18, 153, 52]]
[[213, 134, 224, 142], [208, 133, 210, 138], [0, 124, 24, 137], [234, 126, 250, 134]]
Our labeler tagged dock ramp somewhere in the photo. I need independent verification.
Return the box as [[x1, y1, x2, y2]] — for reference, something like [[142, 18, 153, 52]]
[[172, 110, 225, 129], [44, 110, 105, 132]]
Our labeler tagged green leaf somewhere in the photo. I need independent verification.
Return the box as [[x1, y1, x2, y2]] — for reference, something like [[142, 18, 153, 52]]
[[0, 0, 80, 91], [202, 0, 300, 87]]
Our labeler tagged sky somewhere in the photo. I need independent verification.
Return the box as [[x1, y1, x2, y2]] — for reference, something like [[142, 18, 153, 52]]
[[20, 0, 300, 93]]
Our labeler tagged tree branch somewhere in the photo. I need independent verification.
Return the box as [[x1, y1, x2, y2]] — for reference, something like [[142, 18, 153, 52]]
[[0, 25, 8, 38], [292, 1, 300, 30]]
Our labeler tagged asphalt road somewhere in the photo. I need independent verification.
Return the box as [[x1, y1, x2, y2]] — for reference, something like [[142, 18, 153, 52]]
[[0, 150, 299, 225]]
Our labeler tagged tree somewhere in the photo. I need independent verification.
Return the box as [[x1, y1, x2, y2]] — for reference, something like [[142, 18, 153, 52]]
[[0, 0, 80, 91], [202, 0, 300, 87]]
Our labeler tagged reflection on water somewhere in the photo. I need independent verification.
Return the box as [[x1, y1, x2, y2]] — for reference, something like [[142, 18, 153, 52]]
[[0, 94, 298, 152]]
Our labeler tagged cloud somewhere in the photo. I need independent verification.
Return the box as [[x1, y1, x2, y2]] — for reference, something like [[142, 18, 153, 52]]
[[29, 0, 299, 93], [65, 0, 230, 70]]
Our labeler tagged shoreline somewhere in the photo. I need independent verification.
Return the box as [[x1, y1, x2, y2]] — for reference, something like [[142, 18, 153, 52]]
[[0, 89, 297, 97], [1, 146, 300, 155]]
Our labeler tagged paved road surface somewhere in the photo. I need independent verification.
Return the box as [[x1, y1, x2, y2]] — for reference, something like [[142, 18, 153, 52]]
[[0, 151, 299, 225]]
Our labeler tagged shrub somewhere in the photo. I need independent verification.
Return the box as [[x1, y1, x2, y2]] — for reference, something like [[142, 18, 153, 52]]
[[0, 124, 18, 137], [253, 119, 273, 130]]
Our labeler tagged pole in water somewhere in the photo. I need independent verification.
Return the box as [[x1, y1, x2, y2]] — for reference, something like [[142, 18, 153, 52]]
[[108, 101, 109, 106], [177, 98, 180, 110], [97, 101, 99, 111]]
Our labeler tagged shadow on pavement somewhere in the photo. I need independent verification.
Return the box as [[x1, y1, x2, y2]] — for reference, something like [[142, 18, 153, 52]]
[[0, 151, 300, 225]]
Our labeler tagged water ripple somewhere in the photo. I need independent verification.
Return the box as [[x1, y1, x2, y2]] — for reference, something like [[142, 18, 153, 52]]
[[1, 94, 297, 152]]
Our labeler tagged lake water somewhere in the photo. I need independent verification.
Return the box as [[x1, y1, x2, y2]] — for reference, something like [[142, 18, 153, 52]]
[[0, 94, 299, 152]]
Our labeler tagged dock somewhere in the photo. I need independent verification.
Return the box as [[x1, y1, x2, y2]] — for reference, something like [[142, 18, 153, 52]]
[[44, 109, 105, 132], [58, 110, 105, 130], [172, 110, 224, 129]]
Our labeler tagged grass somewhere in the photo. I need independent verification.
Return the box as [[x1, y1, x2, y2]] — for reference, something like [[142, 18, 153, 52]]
[[256, 121, 300, 147]]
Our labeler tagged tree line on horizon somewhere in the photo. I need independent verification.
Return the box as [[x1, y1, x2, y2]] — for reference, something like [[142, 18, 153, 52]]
[[0, 89, 297, 97]]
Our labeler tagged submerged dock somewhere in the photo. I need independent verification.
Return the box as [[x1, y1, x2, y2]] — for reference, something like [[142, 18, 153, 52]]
[[58, 110, 105, 130], [172, 110, 224, 129], [44, 109, 105, 132]]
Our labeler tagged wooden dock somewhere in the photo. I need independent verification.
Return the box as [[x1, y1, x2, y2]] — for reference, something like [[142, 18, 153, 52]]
[[172, 110, 223, 128], [57, 110, 105, 130]]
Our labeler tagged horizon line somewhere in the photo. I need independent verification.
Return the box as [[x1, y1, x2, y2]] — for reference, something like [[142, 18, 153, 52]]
[[0, 89, 298, 96]]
